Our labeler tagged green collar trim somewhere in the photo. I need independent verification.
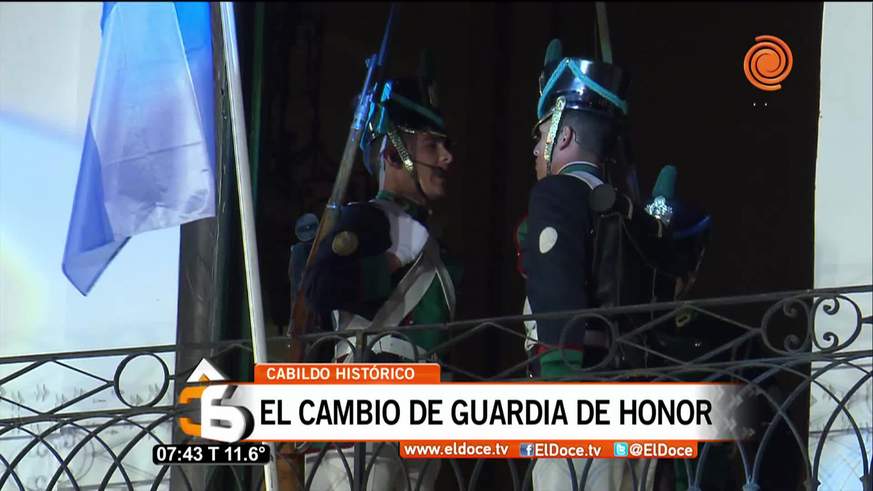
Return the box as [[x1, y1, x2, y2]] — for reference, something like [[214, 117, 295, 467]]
[[558, 162, 602, 179]]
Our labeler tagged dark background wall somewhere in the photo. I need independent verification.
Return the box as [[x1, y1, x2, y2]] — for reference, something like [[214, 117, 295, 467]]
[[228, 2, 822, 488]]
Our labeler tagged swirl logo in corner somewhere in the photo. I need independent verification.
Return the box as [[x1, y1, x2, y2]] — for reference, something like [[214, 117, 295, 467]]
[[743, 35, 793, 92]]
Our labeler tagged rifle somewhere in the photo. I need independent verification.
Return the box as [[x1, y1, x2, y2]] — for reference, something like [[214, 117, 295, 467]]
[[286, 4, 397, 362]]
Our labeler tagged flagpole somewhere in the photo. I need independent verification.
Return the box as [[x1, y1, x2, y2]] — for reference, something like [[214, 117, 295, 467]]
[[218, 3, 279, 490]]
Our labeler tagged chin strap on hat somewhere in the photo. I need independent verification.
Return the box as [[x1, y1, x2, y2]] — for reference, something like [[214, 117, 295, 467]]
[[384, 118, 431, 206], [543, 96, 567, 176]]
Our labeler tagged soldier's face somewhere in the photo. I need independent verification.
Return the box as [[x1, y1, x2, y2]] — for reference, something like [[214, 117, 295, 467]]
[[409, 132, 454, 200], [532, 121, 550, 180]]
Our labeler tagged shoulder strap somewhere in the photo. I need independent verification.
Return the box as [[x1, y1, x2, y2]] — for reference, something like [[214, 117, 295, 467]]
[[369, 236, 456, 329], [426, 239, 456, 321], [370, 197, 456, 322], [564, 169, 604, 190], [369, 237, 437, 330]]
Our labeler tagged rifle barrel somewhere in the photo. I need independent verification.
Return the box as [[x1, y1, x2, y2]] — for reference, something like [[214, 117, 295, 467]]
[[287, 4, 397, 361]]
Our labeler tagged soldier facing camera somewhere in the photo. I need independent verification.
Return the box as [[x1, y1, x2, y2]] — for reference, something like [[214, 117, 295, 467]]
[[301, 50, 461, 491]]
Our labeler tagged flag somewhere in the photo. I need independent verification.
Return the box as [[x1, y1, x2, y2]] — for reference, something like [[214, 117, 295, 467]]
[[63, 2, 216, 295]]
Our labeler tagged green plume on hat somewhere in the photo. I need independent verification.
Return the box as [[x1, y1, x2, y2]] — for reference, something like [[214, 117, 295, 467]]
[[418, 48, 435, 82], [544, 38, 563, 66], [418, 48, 438, 107]]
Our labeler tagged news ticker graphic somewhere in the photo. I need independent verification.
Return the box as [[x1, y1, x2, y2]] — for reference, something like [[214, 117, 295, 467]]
[[152, 443, 270, 465], [397, 440, 698, 459], [178, 360, 748, 444], [150, 440, 695, 463]]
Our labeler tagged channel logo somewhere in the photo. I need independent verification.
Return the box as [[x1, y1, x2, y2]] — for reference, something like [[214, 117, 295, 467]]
[[614, 442, 629, 457], [743, 35, 793, 91], [519, 443, 535, 457]]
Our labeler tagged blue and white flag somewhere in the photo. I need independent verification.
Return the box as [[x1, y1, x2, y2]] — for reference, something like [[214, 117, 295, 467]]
[[63, 2, 216, 295]]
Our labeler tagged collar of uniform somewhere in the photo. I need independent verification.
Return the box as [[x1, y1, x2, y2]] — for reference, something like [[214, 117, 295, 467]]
[[557, 161, 602, 179], [375, 190, 430, 224]]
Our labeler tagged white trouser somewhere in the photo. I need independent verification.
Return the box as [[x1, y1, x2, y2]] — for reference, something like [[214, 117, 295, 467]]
[[533, 457, 657, 491], [304, 442, 441, 491]]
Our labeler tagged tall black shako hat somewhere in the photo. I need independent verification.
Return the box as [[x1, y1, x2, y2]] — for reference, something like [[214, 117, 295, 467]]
[[360, 49, 447, 177], [535, 39, 630, 174]]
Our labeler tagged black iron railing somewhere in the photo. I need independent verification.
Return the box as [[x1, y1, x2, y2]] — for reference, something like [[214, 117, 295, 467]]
[[1, 285, 870, 490]]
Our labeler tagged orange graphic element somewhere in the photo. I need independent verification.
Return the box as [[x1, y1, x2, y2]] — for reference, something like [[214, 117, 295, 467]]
[[744, 35, 793, 91], [178, 374, 209, 437], [254, 363, 441, 384]]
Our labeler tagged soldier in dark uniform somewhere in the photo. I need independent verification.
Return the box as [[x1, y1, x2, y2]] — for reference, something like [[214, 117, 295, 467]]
[[301, 54, 459, 491], [522, 38, 635, 381], [517, 39, 711, 490]]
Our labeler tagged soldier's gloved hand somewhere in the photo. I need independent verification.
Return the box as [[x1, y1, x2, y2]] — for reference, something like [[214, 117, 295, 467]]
[[644, 165, 677, 225], [386, 213, 429, 267]]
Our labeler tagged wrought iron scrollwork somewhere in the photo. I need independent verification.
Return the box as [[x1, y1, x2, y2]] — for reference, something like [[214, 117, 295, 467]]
[[0, 285, 869, 490]]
